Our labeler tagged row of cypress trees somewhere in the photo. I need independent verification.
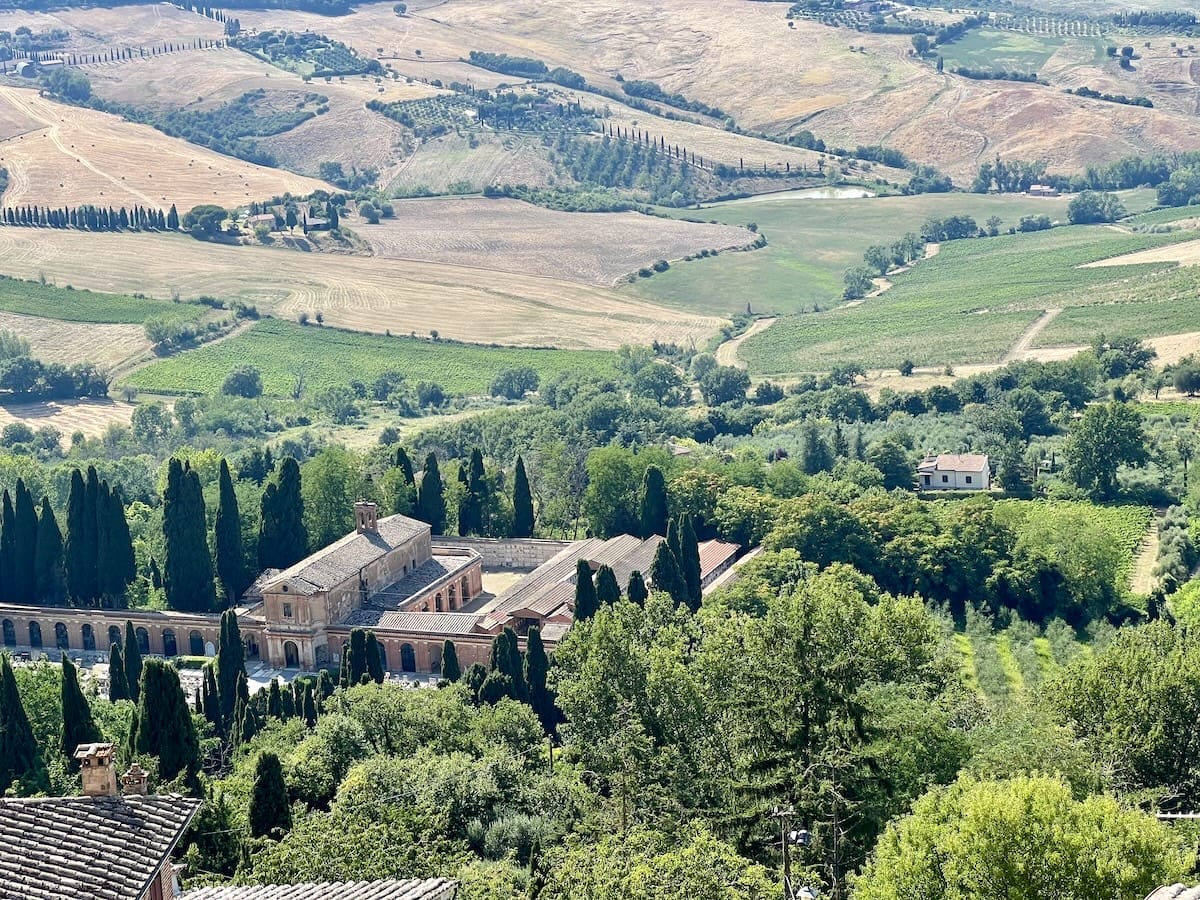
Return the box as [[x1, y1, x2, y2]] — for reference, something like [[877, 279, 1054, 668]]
[[395, 446, 535, 539], [447, 625, 557, 734], [1, 203, 177, 232], [64, 467, 136, 607]]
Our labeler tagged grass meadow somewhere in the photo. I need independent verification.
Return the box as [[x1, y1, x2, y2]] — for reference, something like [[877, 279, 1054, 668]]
[[123, 319, 616, 397], [0, 276, 202, 326]]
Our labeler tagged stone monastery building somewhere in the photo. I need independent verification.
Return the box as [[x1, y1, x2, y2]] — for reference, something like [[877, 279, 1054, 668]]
[[0, 501, 740, 676]]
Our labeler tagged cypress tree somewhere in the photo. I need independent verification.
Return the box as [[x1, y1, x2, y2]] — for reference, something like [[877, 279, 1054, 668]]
[[80, 466, 101, 601], [167, 204, 179, 230], [394, 447, 415, 485], [346, 628, 368, 684], [595, 564, 621, 605], [258, 458, 306, 569], [365, 631, 384, 684], [11, 480, 37, 603], [302, 683, 317, 727], [638, 465, 669, 538], [267, 679, 282, 719], [650, 542, 688, 607], [666, 517, 681, 564], [463, 663, 487, 703], [441, 640, 461, 682], [99, 485, 135, 602], [416, 454, 446, 535], [524, 626, 556, 733], [257, 482, 279, 570], [163, 459, 215, 613], [573, 559, 598, 621], [123, 620, 143, 704], [0, 491, 15, 605], [0, 655, 46, 794], [488, 626, 527, 702], [35, 497, 66, 606], [136, 659, 199, 785], [215, 460, 245, 606], [216, 609, 244, 729], [627, 570, 648, 605], [248, 751, 291, 838], [201, 664, 221, 732], [512, 455, 534, 538], [478, 671, 513, 705], [108, 643, 130, 701], [60, 657, 100, 770], [280, 681, 295, 720], [679, 515, 702, 611]]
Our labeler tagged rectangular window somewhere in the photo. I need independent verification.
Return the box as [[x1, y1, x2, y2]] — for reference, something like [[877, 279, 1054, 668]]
[[941, 475, 949, 483], [282, 603, 293, 619], [965, 476, 973, 484]]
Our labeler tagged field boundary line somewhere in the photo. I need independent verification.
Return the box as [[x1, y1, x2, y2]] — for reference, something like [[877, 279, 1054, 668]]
[[1003, 307, 1062, 362]]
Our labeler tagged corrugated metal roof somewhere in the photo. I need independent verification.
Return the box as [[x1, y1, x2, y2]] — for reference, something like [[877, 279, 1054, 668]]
[[0, 794, 201, 900], [181, 880, 457, 900], [260, 515, 428, 595]]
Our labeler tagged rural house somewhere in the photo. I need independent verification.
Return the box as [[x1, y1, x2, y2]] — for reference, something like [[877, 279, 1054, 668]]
[[917, 453, 991, 491], [0, 742, 201, 900]]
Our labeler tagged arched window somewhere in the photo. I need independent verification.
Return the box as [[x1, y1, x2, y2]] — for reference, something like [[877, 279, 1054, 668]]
[[2, 619, 15, 647], [461, 576, 470, 602], [448, 584, 457, 611], [28, 622, 42, 648], [376, 641, 388, 673], [107, 625, 122, 648], [55, 623, 69, 651], [284, 641, 299, 668], [400, 643, 416, 673], [162, 629, 177, 657], [189, 630, 204, 656], [81, 624, 95, 652], [135, 627, 150, 654], [435, 593, 443, 612]]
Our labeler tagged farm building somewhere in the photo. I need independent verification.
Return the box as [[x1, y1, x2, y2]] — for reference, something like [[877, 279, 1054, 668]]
[[245, 213, 276, 229], [1027, 184, 1060, 197], [14, 61, 35, 78], [917, 453, 991, 491]]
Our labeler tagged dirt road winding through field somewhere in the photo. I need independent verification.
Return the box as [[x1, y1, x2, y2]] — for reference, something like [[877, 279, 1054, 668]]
[[716, 317, 777, 369], [1004, 308, 1062, 363]]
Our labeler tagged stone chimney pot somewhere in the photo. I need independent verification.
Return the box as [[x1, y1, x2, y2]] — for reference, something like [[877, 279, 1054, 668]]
[[74, 742, 118, 798], [120, 763, 149, 796]]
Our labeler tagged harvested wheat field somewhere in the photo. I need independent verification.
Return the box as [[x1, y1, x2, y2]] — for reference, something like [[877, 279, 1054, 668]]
[[0, 398, 136, 442], [0, 4, 223, 54], [1082, 237, 1200, 269], [0, 229, 722, 349], [0, 311, 149, 369], [237, 1, 1200, 185], [0, 86, 328, 209], [357, 197, 753, 284]]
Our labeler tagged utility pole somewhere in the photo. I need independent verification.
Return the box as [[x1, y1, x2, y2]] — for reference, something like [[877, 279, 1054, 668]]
[[770, 805, 813, 900]]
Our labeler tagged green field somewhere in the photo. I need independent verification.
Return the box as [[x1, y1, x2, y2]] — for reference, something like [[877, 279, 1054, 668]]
[[123, 319, 615, 397], [738, 221, 1190, 373], [936, 27, 1083, 73], [629, 190, 1155, 318], [0, 276, 203, 326]]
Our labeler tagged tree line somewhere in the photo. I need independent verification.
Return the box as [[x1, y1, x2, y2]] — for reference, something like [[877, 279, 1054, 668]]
[[1, 203, 177, 232]]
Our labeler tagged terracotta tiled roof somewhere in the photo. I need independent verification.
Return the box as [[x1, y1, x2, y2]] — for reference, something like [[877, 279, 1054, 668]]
[[181, 879, 458, 900], [0, 794, 201, 900], [338, 610, 484, 635], [259, 515, 429, 595], [917, 453, 989, 473], [697, 539, 740, 578]]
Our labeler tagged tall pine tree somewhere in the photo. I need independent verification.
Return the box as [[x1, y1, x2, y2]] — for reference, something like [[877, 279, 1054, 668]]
[[216, 609, 244, 730], [441, 640, 461, 682], [627, 569, 648, 605], [416, 453, 446, 535], [201, 664, 222, 733], [595, 564, 621, 605], [488, 626, 527, 702], [64, 469, 90, 603], [215, 460, 245, 606], [258, 458, 307, 570], [573, 559, 598, 621], [512, 455, 534, 538], [162, 459, 215, 613], [34, 497, 66, 606], [0, 491, 16, 605], [97, 484, 135, 602], [365, 631, 384, 684], [60, 657, 100, 770], [394, 447, 415, 486], [639, 465, 669, 538]]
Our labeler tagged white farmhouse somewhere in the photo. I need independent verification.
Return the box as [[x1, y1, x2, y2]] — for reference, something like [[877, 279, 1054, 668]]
[[917, 453, 990, 491]]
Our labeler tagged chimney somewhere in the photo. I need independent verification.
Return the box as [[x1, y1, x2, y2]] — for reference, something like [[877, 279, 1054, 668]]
[[74, 742, 118, 797], [354, 500, 378, 534], [120, 763, 149, 796]]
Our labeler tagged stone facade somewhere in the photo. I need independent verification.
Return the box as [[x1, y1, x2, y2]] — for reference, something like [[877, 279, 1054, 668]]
[[431, 536, 572, 570]]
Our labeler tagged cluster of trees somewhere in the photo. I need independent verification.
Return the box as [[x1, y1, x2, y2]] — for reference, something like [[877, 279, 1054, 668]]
[[972, 156, 1055, 193], [1111, 10, 1195, 27], [1068, 85, 1153, 107], [0, 336, 108, 402], [1, 202, 176, 232], [619, 78, 729, 121], [465, 50, 547, 78], [952, 66, 1042, 83], [234, 31, 380, 77], [1067, 190, 1125, 224]]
